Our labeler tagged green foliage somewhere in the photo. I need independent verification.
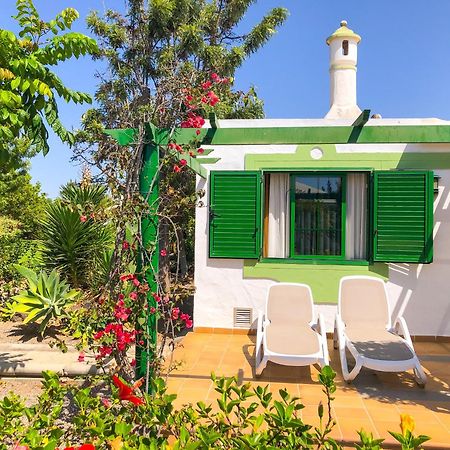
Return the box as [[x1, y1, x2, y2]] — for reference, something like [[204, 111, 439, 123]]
[[0, 0, 98, 163], [0, 368, 435, 449], [356, 430, 384, 450], [11, 265, 79, 334], [40, 182, 114, 289]]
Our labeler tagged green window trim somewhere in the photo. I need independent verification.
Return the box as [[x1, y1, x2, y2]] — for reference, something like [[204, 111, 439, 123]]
[[289, 172, 347, 260]]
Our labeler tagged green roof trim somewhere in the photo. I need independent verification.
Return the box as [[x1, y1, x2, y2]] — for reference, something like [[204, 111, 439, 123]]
[[106, 124, 450, 147], [326, 20, 361, 45]]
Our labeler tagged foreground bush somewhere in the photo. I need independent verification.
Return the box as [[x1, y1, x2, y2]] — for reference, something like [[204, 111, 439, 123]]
[[0, 368, 429, 450]]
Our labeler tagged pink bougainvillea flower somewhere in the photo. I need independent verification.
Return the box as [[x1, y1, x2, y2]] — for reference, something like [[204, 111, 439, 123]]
[[207, 91, 219, 106], [180, 159, 187, 166], [173, 164, 181, 173], [196, 129, 201, 135], [171, 307, 180, 320], [118, 293, 125, 301], [93, 330, 104, 340], [12, 444, 29, 450], [130, 358, 136, 367], [119, 274, 135, 282], [150, 307, 156, 314], [197, 147, 205, 154], [80, 215, 87, 223], [201, 96, 208, 104], [78, 352, 85, 362], [132, 278, 140, 287], [152, 293, 161, 302], [185, 318, 193, 329], [160, 249, 167, 257], [122, 241, 130, 250], [211, 72, 219, 82], [129, 291, 138, 301], [101, 397, 112, 408], [112, 375, 145, 406], [201, 80, 212, 90]]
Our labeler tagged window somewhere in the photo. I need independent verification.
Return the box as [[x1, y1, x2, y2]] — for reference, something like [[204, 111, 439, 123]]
[[342, 40, 349, 55], [209, 170, 434, 264], [291, 174, 345, 258]]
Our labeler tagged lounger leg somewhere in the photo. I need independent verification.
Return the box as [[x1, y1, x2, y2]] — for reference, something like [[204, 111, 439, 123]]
[[333, 318, 338, 350], [338, 340, 362, 382], [255, 355, 268, 377], [413, 360, 427, 387]]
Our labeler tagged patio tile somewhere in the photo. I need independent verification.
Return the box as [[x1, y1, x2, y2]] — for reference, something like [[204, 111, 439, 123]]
[[167, 332, 450, 448]]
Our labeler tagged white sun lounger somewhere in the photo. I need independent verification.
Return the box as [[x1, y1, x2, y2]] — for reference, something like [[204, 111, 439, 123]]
[[334, 276, 427, 386], [255, 283, 329, 376]]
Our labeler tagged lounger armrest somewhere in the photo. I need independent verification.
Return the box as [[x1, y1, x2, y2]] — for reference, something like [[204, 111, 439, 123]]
[[317, 312, 329, 362], [335, 313, 346, 350], [256, 310, 265, 349], [393, 316, 413, 347]]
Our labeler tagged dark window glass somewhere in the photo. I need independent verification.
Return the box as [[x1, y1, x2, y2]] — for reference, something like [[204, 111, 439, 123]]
[[342, 40, 349, 55], [293, 175, 343, 256]]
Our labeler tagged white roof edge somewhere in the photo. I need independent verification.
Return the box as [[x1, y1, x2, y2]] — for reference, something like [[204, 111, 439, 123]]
[[203, 118, 450, 128]]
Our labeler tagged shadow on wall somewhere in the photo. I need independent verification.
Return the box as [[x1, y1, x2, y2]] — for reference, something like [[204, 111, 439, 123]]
[[388, 171, 450, 336]]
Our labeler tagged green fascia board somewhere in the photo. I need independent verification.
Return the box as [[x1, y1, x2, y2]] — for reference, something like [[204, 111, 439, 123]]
[[163, 125, 450, 145], [246, 144, 450, 171], [105, 124, 450, 146], [243, 260, 388, 304]]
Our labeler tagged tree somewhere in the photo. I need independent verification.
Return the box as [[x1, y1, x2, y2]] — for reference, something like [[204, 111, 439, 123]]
[[69, 1, 288, 382], [0, 0, 98, 165]]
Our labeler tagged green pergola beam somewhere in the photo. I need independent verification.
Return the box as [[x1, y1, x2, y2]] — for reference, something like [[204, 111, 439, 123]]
[[106, 124, 450, 147]]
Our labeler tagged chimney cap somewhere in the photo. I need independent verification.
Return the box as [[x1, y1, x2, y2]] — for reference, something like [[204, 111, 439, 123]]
[[326, 20, 361, 45]]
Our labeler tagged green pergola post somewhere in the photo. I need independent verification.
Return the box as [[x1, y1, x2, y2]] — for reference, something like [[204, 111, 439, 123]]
[[136, 141, 159, 391]]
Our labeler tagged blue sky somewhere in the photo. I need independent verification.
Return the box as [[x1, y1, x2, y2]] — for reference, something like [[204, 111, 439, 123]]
[[2, 0, 450, 197]]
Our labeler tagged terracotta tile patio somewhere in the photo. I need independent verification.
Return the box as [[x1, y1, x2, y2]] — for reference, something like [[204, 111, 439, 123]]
[[166, 332, 450, 448]]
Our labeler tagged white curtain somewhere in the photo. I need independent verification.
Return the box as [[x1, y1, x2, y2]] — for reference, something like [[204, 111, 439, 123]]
[[268, 173, 290, 258], [346, 173, 367, 259]]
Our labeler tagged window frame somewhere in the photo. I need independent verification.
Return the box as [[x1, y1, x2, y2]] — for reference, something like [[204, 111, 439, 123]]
[[289, 171, 348, 261]]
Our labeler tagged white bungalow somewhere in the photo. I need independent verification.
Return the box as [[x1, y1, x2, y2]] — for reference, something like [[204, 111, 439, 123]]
[[192, 21, 450, 339]]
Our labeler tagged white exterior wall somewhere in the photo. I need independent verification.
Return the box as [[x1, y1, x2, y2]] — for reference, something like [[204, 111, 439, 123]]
[[193, 120, 450, 337]]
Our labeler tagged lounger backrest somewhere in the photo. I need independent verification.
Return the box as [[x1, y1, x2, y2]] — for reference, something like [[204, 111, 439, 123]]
[[339, 277, 390, 328], [267, 283, 313, 326]]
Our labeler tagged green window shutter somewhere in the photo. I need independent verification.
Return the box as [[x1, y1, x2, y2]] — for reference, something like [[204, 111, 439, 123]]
[[373, 171, 433, 263], [209, 171, 262, 258]]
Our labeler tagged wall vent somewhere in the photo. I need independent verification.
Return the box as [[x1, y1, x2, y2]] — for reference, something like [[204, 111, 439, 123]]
[[233, 307, 252, 328]]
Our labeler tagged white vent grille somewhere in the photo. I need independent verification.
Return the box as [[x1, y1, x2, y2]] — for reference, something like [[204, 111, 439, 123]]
[[233, 307, 252, 328]]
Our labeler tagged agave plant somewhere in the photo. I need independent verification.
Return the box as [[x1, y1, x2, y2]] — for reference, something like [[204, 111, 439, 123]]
[[12, 265, 79, 334], [40, 182, 114, 289]]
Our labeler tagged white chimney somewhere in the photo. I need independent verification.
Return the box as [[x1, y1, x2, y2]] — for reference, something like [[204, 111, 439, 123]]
[[325, 20, 362, 120]]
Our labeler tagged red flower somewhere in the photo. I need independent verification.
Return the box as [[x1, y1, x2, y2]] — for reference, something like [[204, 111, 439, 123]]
[[78, 352, 85, 362], [160, 249, 167, 257], [129, 291, 138, 301], [207, 91, 219, 106], [173, 164, 181, 173], [79, 445, 96, 450], [171, 307, 180, 320], [132, 278, 140, 287], [180, 159, 187, 166], [101, 397, 112, 408], [130, 358, 136, 367], [113, 375, 145, 405], [185, 318, 193, 329], [152, 293, 161, 302], [211, 72, 219, 82], [12, 444, 29, 450], [80, 215, 87, 223], [122, 241, 130, 250], [196, 129, 201, 135], [201, 80, 212, 90], [93, 330, 104, 340], [150, 307, 156, 314], [197, 147, 204, 154]]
